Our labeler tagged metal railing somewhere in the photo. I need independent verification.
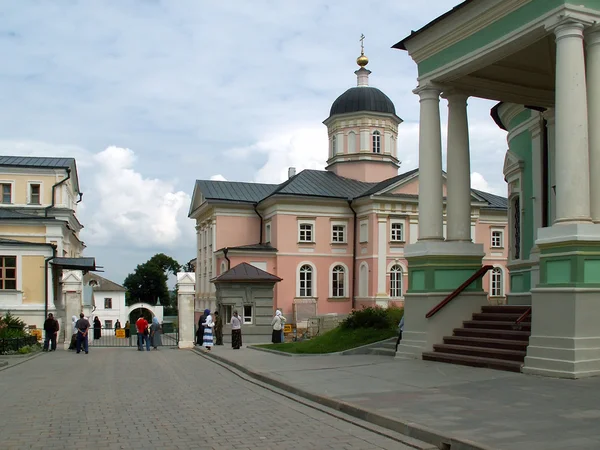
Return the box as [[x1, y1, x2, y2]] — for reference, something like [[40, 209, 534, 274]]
[[0, 335, 38, 354], [83, 326, 179, 347]]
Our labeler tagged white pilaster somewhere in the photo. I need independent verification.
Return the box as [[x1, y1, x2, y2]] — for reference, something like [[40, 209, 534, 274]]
[[543, 109, 556, 224], [376, 216, 387, 299], [530, 114, 544, 237], [444, 92, 472, 241], [415, 86, 444, 240], [176, 272, 196, 349], [553, 21, 591, 223], [587, 28, 600, 222], [360, 129, 370, 152]]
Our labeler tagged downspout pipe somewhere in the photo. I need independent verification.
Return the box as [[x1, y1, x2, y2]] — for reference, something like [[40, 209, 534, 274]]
[[44, 245, 57, 319], [76, 192, 83, 204], [253, 203, 264, 244], [223, 247, 230, 271], [45, 168, 71, 217], [347, 199, 358, 310]]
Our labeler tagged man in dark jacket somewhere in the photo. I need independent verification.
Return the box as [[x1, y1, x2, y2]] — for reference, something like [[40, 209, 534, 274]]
[[43, 313, 59, 351], [75, 313, 91, 354], [196, 312, 205, 345]]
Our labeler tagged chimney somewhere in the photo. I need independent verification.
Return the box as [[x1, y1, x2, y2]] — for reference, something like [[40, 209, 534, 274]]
[[288, 167, 296, 179]]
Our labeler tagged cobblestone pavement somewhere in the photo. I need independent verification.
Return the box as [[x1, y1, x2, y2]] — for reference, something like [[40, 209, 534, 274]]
[[0, 348, 417, 450]]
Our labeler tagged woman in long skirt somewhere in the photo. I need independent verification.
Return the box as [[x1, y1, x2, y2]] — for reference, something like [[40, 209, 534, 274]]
[[202, 309, 214, 351], [150, 317, 162, 350], [93, 317, 102, 340], [271, 310, 283, 343], [231, 310, 243, 349]]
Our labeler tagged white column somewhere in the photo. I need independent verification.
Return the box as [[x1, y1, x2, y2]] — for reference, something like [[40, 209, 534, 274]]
[[177, 273, 196, 349], [530, 116, 544, 237], [553, 21, 591, 223], [587, 28, 600, 222], [376, 216, 387, 297], [444, 92, 472, 241], [415, 86, 444, 240]]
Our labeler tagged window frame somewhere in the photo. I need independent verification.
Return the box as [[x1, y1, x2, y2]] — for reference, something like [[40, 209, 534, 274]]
[[331, 134, 337, 156], [0, 181, 14, 205], [491, 229, 504, 249], [298, 219, 315, 243], [28, 182, 42, 205], [298, 263, 315, 298], [389, 264, 403, 298], [372, 130, 381, 154], [104, 298, 113, 309], [330, 264, 346, 298], [390, 220, 405, 242], [490, 267, 503, 297], [0, 255, 17, 290], [331, 222, 347, 244], [243, 304, 253, 324]]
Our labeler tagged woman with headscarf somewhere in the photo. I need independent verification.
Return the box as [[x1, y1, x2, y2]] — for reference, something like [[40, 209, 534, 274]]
[[231, 310, 243, 349], [150, 317, 162, 350], [196, 311, 206, 346], [68, 315, 78, 350], [93, 317, 102, 340], [213, 310, 223, 345], [271, 310, 284, 344], [124, 320, 130, 338], [201, 309, 214, 351]]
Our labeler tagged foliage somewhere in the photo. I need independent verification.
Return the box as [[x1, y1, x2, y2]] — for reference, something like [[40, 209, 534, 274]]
[[340, 306, 404, 330], [257, 327, 397, 354], [182, 260, 195, 273], [123, 253, 182, 307], [0, 312, 28, 338]]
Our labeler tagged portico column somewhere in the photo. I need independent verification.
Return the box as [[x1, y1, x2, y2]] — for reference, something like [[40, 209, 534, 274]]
[[415, 86, 444, 240], [553, 21, 591, 224], [444, 92, 472, 241], [586, 27, 600, 222]]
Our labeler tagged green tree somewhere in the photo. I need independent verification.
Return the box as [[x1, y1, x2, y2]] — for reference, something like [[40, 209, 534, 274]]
[[123, 253, 182, 307]]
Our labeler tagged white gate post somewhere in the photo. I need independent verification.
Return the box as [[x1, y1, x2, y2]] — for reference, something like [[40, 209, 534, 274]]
[[62, 270, 83, 349], [176, 272, 196, 349]]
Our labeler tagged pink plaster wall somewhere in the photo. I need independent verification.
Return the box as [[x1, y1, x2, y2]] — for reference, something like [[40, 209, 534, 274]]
[[215, 215, 260, 248], [391, 177, 448, 196], [328, 161, 399, 183]]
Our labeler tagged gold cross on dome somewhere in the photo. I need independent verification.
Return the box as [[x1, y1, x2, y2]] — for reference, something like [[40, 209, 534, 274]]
[[360, 34, 365, 54]]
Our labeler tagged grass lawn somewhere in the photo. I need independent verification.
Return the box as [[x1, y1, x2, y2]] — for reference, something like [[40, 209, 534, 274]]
[[256, 327, 397, 354]]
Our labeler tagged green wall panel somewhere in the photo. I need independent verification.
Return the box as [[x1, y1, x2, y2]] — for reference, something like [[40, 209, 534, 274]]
[[584, 260, 600, 284], [545, 259, 571, 284], [411, 270, 426, 291], [434, 269, 479, 291]]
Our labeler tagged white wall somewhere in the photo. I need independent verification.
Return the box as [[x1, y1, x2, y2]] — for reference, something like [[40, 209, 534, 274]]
[[91, 290, 126, 328]]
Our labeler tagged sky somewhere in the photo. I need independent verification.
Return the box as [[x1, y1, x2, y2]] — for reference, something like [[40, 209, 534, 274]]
[[0, 0, 508, 285]]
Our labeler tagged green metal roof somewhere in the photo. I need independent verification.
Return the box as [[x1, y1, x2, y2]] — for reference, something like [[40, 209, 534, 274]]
[[0, 155, 80, 193], [472, 189, 508, 210], [268, 170, 372, 200], [0, 208, 50, 220], [194, 180, 277, 203]]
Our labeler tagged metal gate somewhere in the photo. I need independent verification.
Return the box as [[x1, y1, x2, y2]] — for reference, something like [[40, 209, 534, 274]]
[[83, 325, 179, 348]]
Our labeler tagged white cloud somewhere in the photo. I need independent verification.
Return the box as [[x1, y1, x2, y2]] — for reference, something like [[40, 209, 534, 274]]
[[80, 146, 192, 248], [471, 172, 504, 195], [210, 174, 227, 181]]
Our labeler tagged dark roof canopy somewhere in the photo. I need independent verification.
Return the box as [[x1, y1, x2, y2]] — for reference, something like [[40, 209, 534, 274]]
[[194, 180, 277, 204], [212, 262, 282, 284], [329, 87, 396, 118], [51, 257, 97, 272], [217, 244, 278, 253], [268, 170, 372, 200]]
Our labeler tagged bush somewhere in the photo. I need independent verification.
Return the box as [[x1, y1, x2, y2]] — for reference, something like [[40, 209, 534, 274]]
[[0, 312, 28, 338], [341, 306, 404, 330], [17, 345, 32, 354]]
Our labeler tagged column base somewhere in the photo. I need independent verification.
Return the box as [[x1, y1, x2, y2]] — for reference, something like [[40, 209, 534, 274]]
[[395, 291, 489, 358], [523, 287, 600, 379], [178, 340, 195, 349]]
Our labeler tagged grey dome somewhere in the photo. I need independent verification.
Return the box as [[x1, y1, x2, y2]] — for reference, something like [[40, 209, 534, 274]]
[[329, 87, 396, 117]]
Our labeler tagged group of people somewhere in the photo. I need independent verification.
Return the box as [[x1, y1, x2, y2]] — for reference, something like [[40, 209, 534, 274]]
[[196, 309, 244, 350], [135, 316, 162, 351], [66, 313, 91, 354]]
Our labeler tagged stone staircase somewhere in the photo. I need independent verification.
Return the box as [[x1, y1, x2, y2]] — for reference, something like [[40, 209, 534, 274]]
[[422, 305, 531, 372]]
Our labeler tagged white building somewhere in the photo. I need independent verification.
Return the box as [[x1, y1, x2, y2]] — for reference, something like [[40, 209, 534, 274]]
[[83, 272, 126, 330]]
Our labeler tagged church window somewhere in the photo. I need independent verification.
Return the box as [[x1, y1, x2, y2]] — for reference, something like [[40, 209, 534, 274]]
[[331, 265, 345, 297], [299, 264, 314, 297], [348, 131, 356, 153], [389, 265, 403, 298], [265, 223, 272, 243], [390, 222, 404, 242], [331, 224, 346, 243], [299, 223, 314, 242], [491, 267, 503, 297], [372, 131, 381, 153]]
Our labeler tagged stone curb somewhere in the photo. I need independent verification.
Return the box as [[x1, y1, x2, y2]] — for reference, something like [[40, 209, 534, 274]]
[[199, 349, 498, 450], [0, 350, 45, 372], [247, 337, 398, 357]]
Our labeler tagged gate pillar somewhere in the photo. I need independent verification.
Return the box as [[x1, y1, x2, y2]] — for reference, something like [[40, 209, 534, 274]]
[[176, 272, 196, 349]]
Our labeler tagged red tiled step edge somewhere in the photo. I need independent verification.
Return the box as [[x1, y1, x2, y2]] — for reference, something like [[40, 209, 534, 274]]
[[432, 344, 526, 362], [463, 320, 531, 331], [422, 351, 523, 373], [453, 327, 530, 341], [443, 336, 529, 351], [481, 305, 530, 314]]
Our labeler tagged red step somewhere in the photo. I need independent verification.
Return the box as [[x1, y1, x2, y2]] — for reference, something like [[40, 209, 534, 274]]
[[432, 344, 526, 362], [481, 305, 530, 314], [463, 320, 531, 331], [422, 351, 523, 373], [453, 327, 530, 341], [443, 336, 529, 351], [472, 312, 529, 322]]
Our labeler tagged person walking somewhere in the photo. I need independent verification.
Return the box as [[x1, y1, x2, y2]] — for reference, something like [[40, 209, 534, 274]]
[[68, 315, 78, 350], [202, 309, 214, 351], [93, 317, 102, 340], [213, 310, 223, 346], [196, 311, 206, 346], [135, 316, 150, 351], [231, 310, 243, 350], [75, 313, 90, 354], [271, 310, 284, 344], [150, 317, 162, 350], [43, 313, 59, 352]]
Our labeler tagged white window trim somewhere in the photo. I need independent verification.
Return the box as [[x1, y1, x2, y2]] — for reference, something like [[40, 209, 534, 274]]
[[490, 266, 504, 297], [388, 263, 405, 298], [27, 181, 43, 205], [490, 228, 504, 248], [0, 180, 15, 205], [242, 304, 253, 324], [372, 130, 381, 154], [298, 219, 316, 243], [296, 261, 317, 298], [265, 222, 272, 243], [390, 219, 405, 243], [329, 262, 349, 298], [331, 221, 347, 244], [359, 219, 369, 243]]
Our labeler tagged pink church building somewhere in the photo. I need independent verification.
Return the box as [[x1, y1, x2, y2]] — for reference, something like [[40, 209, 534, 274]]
[[189, 51, 509, 327]]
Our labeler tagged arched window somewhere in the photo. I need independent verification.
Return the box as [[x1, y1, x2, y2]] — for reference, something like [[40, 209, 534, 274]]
[[389, 265, 403, 298], [372, 131, 381, 153], [332, 135, 337, 156], [348, 131, 356, 153], [299, 264, 313, 297], [359, 263, 368, 297], [332, 265, 345, 297], [491, 267, 503, 297]]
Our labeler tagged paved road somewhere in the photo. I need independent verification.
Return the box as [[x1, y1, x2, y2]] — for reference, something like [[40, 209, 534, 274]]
[[0, 349, 415, 450]]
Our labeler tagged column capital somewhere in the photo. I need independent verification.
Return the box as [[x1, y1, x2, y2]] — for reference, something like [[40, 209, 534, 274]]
[[585, 25, 600, 46], [551, 19, 585, 41], [440, 89, 469, 103], [413, 84, 442, 100]]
